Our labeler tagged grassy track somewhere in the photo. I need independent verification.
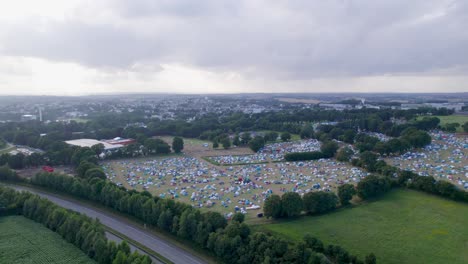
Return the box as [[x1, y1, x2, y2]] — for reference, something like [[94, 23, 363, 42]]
[[0, 216, 95, 264], [256, 189, 468, 264]]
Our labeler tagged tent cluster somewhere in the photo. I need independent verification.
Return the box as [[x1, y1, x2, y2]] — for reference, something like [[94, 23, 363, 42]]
[[362, 132, 392, 142], [103, 148, 369, 215], [258, 139, 322, 161], [207, 153, 268, 165], [389, 131, 468, 188]]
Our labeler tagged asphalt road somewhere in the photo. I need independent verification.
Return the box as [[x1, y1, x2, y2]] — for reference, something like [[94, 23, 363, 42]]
[[10, 185, 208, 264]]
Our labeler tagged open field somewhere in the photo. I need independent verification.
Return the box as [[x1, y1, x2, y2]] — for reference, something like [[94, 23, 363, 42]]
[[0, 216, 95, 264], [0, 144, 16, 154], [417, 115, 468, 132], [256, 189, 468, 264], [159, 136, 254, 158]]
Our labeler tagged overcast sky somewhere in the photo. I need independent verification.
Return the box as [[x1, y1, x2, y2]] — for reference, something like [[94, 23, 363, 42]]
[[0, 0, 467, 95]]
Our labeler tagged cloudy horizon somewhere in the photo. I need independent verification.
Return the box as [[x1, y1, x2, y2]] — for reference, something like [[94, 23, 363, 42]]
[[0, 0, 467, 95]]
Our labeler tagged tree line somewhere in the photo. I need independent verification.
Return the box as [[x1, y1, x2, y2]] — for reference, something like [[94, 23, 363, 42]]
[[0, 185, 152, 264], [0, 136, 181, 173], [0, 167, 373, 264], [350, 152, 468, 203]]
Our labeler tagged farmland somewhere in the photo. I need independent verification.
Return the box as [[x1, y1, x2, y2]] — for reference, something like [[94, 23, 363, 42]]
[[256, 189, 468, 264], [0, 216, 95, 264]]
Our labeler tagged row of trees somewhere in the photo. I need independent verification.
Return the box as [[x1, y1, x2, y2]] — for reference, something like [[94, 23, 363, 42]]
[[0, 169, 372, 264], [350, 153, 468, 203], [354, 128, 431, 155], [284, 141, 339, 161], [0, 136, 179, 171], [263, 186, 357, 220], [0, 185, 151, 264]]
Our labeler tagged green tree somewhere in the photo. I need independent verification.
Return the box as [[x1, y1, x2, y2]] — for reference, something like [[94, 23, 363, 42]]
[[249, 136, 265, 152], [337, 184, 356, 206], [232, 134, 240, 146], [264, 194, 282, 219], [341, 130, 356, 144], [240, 132, 252, 145], [336, 147, 354, 162], [303, 191, 338, 214], [357, 175, 391, 199], [172, 137, 184, 153], [76, 161, 97, 178], [280, 132, 291, 142], [221, 137, 231, 149], [359, 151, 379, 172], [84, 168, 106, 180], [112, 251, 128, 264], [300, 126, 314, 139], [320, 141, 339, 158], [7, 153, 25, 169], [264, 131, 279, 142], [231, 212, 245, 223], [91, 143, 105, 155], [281, 192, 303, 217], [463, 122, 468, 132], [365, 253, 377, 264], [213, 141, 219, 149]]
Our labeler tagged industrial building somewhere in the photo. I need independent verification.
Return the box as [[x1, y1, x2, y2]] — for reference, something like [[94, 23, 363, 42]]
[[65, 139, 124, 150]]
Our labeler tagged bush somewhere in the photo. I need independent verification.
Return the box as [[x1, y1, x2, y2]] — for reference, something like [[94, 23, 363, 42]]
[[264, 194, 282, 219], [357, 175, 392, 200], [284, 151, 324, 161], [337, 184, 356, 206], [303, 191, 338, 214], [281, 192, 303, 217]]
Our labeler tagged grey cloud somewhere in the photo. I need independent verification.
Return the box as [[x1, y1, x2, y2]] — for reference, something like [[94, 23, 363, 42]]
[[1, 0, 467, 78]]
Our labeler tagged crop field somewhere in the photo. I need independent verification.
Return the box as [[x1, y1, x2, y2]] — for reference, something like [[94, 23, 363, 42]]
[[102, 138, 368, 216], [417, 115, 468, 132], [256, 189, 468, 264], [0, 216, 95, 264]]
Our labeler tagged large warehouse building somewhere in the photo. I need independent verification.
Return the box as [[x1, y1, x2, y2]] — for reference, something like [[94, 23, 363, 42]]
[[64, 138, 124, 150]]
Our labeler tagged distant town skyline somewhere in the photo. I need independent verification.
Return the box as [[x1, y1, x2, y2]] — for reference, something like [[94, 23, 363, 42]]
[[0, 0, 467, 95]]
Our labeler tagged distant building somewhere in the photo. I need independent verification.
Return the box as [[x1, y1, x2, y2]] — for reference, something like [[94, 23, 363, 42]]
[[426, 103, 464, 112], [65, 139, 123, 150], [319, 104, 351, 111], [102, 137, 136, 146], [21, 114, 37, 121], [401, 103, 465, 112]]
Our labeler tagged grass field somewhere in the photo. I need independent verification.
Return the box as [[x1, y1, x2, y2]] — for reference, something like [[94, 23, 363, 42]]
[[0, 143, 16, 155], [0, 216, 95, 264], [417, 115, 468, 132], [256, 189, 468, 264]]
